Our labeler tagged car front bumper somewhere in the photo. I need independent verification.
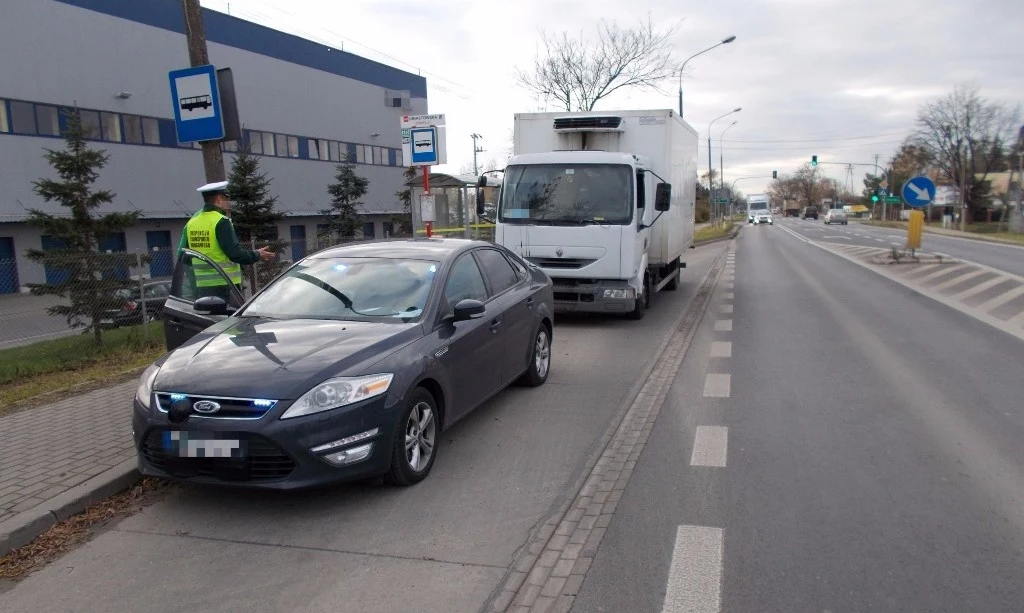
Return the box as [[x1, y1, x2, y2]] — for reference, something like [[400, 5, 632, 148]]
[[132, 393, 404, 490]]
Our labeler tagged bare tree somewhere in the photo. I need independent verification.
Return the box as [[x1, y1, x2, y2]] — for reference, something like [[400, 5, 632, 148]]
[[792, 164, 822, 207], [768, 174, 800, 208], [913, 85, 1020, 221], [515, 16, 680, 112]]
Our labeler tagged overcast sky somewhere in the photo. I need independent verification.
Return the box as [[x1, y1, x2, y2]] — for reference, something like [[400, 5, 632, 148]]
[[202, 0, 1023, 196]]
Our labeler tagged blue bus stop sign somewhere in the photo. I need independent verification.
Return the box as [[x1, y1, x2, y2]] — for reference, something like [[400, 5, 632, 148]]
[[901, 176, 936, 208], [168, 64, 225, 143]]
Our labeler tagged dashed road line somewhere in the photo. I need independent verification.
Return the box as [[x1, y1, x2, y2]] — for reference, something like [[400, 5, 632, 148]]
[[724, 292, 734, 300], [710, 341, 731, 357], [690, 426, 729, 467], [720, 304, 733, 314], [702, 374, 731, 398], [662, 525, 723, 613], [714, 320, 732, 332]]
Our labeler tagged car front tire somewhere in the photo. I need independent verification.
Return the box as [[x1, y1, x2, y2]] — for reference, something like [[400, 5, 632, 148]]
[[384, 387, 438, 486]]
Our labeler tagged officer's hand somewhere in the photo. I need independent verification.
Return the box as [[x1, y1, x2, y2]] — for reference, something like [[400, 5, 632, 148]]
[[257, 247, 275, 262]]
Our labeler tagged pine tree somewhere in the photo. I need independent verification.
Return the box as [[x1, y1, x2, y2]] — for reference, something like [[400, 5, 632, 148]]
[[25, 108, 139, 346], [324, 154, 369, 240], [391, 166, 419, 236], [226, 144, 286, 286]]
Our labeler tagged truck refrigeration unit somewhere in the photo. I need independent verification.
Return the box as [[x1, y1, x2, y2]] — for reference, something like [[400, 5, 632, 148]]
[[480, 110, 697, 320]]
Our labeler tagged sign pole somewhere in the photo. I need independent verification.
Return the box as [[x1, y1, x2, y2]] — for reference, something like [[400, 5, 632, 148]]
[[423, 166, 432, 238], [181, 0, 225, 183]]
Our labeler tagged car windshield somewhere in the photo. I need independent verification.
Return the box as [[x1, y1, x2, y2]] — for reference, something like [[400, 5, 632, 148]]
[[499, 163, 633, 225], [241, 257, 438, 322]]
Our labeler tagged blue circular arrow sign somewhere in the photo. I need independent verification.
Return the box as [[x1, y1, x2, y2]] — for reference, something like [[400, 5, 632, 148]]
[[901, 176, 937, 208]]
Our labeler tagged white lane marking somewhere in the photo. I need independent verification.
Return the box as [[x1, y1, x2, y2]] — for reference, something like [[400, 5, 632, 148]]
[[931, 267, 988, 291], [663, 525, 723, 613], [721, 304, 733, 313], [975, 285, 1024, 313], [1007, 309, 1024, 328], [822, 235, 852, 240], [724, 292, 734, 299], [912, 264, 968, 283], [724, 282, 734, 289], [710, 341, 732, 357], [949, 275, 1009, 301], [714, 319, 732, 331], [690, 426, 729, 467], [702, 374, 731, 398]]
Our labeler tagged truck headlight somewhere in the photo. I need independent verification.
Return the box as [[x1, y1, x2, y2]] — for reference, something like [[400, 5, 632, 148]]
[[603, 288, 635, 299]]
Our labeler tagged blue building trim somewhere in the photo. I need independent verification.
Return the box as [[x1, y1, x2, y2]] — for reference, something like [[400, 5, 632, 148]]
[[53, 0, 428, 98]]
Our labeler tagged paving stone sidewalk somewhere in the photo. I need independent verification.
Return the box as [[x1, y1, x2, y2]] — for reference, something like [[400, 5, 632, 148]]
[[0, 380, 139, 554]]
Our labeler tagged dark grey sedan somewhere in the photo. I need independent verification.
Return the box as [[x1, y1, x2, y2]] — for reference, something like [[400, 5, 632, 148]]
[[133, 239, 554, 488]]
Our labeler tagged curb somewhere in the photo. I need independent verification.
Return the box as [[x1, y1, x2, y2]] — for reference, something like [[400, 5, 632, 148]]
[[0, 459, 141, 558]]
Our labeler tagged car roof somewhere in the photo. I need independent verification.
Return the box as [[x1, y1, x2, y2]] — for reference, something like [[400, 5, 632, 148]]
[[309, 237, 493, 261]]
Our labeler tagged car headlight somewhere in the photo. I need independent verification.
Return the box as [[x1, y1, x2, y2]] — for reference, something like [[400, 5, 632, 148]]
[[136, 363, 160, 410], [280, 374, 394, 420]]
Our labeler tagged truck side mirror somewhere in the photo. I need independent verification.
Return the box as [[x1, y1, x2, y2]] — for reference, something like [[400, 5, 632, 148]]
[[476, 196, 485, 216], [477, 175, 488, 188], [655, 183, 671, 212]]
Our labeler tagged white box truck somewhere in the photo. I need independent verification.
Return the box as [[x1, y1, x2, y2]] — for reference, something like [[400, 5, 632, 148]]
[[481, 110, 697, 319]]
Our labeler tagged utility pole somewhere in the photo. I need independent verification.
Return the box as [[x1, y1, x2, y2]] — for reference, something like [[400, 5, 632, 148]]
[[182, 0, 225, 183], [471, 133, 484, 176]]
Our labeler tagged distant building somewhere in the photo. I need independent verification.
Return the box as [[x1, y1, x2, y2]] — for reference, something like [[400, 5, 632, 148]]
[[0, 0, 427, 293]]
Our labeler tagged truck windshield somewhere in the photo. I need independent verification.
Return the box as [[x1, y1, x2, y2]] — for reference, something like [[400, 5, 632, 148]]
[[749, 202, 768, 210], [499, 164, 633, 225]]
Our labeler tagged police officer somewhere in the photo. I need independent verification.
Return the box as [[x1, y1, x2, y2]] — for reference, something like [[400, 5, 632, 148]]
[[177, 181, 274, 299]]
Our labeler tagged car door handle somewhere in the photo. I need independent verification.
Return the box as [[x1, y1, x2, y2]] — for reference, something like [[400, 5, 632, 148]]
[[168, 320, 183, 330], [526, 297, 535, 309], [489, 319, 501, 332]]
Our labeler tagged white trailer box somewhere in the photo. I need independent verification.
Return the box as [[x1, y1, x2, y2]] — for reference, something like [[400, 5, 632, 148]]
[[495, 110, 698, 319]]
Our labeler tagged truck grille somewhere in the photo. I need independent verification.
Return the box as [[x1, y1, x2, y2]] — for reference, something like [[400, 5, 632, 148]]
[[526, 257, 596, 270], [140, 430, 297, 482]]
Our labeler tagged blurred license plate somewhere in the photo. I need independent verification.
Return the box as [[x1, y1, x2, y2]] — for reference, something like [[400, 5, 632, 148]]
[[162, 431, 246, 458]]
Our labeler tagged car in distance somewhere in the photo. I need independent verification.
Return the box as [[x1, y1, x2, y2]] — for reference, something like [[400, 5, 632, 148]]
[[134, 239, 555, 489], [802, 206, 819, 220], [99, 280, 171, 328], [823, 208, 848, 225], [752, 209, 773, 225]]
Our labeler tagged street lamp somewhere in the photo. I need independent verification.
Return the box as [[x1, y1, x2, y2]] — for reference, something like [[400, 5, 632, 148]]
[[677, 35, 736, 117], [719, 120, 738, 217], [708, 107, 742, 225]]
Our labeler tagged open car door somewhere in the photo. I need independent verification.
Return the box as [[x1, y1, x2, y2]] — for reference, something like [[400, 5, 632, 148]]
[[162, 248, 246, 351]]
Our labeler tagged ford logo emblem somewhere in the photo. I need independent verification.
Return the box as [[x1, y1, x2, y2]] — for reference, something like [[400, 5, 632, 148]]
[[192, 400, 221, 414], [555, 247, 564, 257]]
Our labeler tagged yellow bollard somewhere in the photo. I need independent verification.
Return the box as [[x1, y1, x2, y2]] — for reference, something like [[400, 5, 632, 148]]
[[907, 210, 924, 251]]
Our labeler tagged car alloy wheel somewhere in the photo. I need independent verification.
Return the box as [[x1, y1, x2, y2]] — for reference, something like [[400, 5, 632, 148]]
[[385, 388, 438, 486], [519, 327, 552, 386]]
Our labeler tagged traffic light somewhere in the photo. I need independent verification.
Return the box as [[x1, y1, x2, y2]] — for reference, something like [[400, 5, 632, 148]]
[[772, 170, 778, 179], [811, 155, 818, 167], [871, 195, 879, 202]]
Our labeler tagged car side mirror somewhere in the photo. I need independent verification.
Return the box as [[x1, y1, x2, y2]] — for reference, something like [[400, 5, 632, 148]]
[[194, 295, 229, 316], [452, 298, 486, 322], [655, 183, 671, 212]]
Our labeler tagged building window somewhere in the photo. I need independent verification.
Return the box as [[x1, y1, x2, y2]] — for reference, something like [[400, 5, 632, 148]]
[[78, 110, 101, 139], [263, 132, 276, 156], [10, 101, 36, 134], [223, 139, 238, 152], [362, 222, 375, 239], [383, 221, 394, 237], [142, 117, 160, 145], [356, 145, 367, 164], [275, 133, 287, 157], [318, 139, 329, 160], [123, 115, 143, 144], [287, 135, 299, 158], [372, 146, 382, 165], [328, 141, 340, 162], [0, 100, 8, 132], [101, 112, 121, 142], [248, 130, 263, 154], [396, 149, 403, 167], [308, 139, 320, 160], [35, 105, 60, 136]]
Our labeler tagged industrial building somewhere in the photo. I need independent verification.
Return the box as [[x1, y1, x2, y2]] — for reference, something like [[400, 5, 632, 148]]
[[0, 0, 428, 293]]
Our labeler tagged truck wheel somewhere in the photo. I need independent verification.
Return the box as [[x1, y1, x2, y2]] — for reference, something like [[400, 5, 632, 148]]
[[627, 276, 649, 320], [665, 262, 681, 291]]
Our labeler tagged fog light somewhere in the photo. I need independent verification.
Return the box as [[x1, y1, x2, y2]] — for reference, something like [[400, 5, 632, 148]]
[[322, 443, 373, 466], [310, 428, 379, 453], [602, 288, 634, 299]]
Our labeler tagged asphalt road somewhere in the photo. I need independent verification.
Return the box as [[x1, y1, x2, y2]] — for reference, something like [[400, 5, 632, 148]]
[[778, 217, 1024, 277], [0, 243, 726, 612], [574, 223, 1024, 612]]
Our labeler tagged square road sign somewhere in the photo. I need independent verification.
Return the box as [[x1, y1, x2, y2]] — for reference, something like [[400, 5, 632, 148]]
[[169, 64, 225, 143], [410, 127, 438, 165]]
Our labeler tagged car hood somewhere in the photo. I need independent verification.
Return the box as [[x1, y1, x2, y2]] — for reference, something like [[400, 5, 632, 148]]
[[154, 317, 423, 399]]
